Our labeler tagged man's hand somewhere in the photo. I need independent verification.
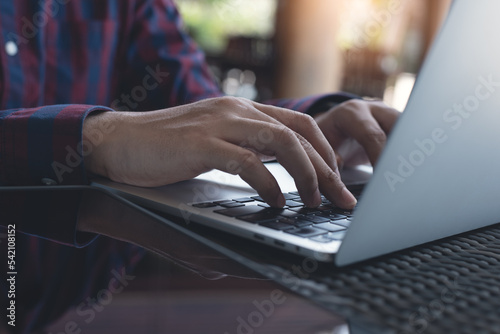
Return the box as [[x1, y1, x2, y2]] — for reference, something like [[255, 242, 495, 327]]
[[84, 97, 358, 209], [314, 99, 400, 168]]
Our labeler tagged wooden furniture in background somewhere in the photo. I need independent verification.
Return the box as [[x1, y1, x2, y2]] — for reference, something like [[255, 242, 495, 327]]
[[274, 0, 344, 99]]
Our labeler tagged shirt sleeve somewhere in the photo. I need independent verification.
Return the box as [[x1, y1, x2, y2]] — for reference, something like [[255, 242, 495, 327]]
[[266, 92, 361, 116], [0, 104, 112, 246]]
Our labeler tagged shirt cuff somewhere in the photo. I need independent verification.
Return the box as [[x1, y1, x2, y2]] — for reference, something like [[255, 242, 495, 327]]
[[0, 104, 113, 247], [0, 104, 113, 186], [266, 92, 361, 116]]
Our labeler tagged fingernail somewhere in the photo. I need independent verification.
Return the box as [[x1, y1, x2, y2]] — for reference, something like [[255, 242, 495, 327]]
[[276, 193, 286, 208], [342, 187, 357, 208]]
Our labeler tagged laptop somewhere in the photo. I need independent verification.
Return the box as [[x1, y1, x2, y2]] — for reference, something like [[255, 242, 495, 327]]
[[93, 0, 500, 266]]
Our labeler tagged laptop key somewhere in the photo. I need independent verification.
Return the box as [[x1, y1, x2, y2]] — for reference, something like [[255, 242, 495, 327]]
[[290, 218, 313, 228], [192, 202, 218, 208], [238, 208, 287, 223], [233, 197, 254, 203], [283, 193, 298, 200], [240, 213, 282, 223], [278, 210, 304, 219], [250, 196, 265, 202], [286, 226, 328, 238], [329, 207, 353, 215], [219, 202, 245, 208], [288, 207, 320, 215], [330, 213, 348, 220], [303, 215, 331, 224], [285, 200, 303, 208], [332, 219, 351, 227], [260, 220, 295, 231], [277, 217, 295, 223], [317, 212, 348, 220], [214, 200, 234, 205], [215, 205, 269, 217], [258, 203, 291, 209], [315, 223, 346, 232], [316, 205, 336, 212]]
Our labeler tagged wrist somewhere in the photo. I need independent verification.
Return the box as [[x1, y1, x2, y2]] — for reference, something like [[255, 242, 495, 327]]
[[82, 111, 122, 179]]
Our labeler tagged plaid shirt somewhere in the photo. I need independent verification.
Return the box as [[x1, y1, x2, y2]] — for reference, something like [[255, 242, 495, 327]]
[[0, 0, 354, 332]]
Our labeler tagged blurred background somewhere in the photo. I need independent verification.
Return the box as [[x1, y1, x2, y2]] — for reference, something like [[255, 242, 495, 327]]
[[176, 0, 452, 111]]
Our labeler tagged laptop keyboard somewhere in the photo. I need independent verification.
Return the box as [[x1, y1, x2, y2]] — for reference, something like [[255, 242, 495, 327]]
[[191, 191, 361, 243]]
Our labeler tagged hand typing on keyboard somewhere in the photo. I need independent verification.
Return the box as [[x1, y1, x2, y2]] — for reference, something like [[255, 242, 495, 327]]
[[84, 97, 398, 210], [193, 191, 358, 242], [314, 99, 400, 168]]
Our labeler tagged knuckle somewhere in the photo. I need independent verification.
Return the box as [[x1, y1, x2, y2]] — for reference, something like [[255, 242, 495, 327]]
[[236, 150, 260, 171], [299, 112, 316, 125], [343, 99, 364, 109], [296, 134, 314, 152], [216, 96, 249, 110], [339, 99, 367, 117], [323, 167, 341, 184], [294, 112, 318, 130], [274, 125, 296, 146], [364, 127, 387, 145], [218, 96, 239, 105]]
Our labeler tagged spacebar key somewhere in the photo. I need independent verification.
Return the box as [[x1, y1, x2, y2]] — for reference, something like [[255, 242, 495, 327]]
[[214, 205, 270, 218]]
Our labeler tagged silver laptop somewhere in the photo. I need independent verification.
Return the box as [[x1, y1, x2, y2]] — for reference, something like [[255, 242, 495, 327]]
[[94, 0, 500, 266]]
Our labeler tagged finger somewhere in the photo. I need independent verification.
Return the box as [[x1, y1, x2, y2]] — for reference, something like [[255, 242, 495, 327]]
[[216, 118, 322, 207], [369, 101, 401, 133], [249, 101, 340, 174], [203, 139, 286, 208], [295, 133, 357, 209], [335, 109, 388, 166]]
